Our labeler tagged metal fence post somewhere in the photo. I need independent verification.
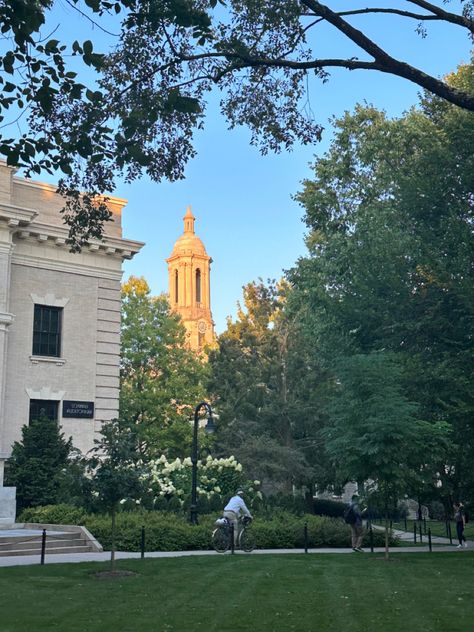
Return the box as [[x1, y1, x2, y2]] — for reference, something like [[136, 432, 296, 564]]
[[419, 522, 423, 543], [40, 529, 46, 565], [423, 517, 427, 534], [141, 525, 145, 559], [370, 527, 374, 553], [428, 528, 432, 552], [414, 522, 417, 544], [231, 524, 235, 554], [404, 518, 407, 531], [304, 522, 308, 554]]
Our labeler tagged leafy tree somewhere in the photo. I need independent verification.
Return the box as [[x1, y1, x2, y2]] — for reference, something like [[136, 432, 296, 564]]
[[323, 352, 450, 558], [290, 61, 474, 507], [87, 418, 142, 570], [208, 278, 328, 495], [5, 412, 74, 511], [120, 276, 209, 459], [1, 2, 473, 247]]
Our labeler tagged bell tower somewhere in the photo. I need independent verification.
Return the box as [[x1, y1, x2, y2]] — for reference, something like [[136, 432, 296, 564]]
[[166, 207, 215, 351]]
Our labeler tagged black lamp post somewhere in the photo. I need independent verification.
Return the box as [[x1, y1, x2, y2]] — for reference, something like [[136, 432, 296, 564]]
[[190, 401, 215, 525]]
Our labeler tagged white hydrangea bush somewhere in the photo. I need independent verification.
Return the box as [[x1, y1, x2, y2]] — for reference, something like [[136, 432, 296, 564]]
[[137, 454, 262, 508]]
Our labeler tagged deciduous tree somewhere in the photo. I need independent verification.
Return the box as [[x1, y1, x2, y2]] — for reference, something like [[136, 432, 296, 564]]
[[291, 61, 474, 508], [1, 2, 473, 246], [120, 276, 209, 459]]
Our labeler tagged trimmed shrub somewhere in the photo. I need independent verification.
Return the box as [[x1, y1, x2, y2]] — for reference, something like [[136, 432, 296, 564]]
[[19, 505, 396, 551], [263, 493, 310, 516], [18, 504, 86, 525], [313, 498, 346, 518]]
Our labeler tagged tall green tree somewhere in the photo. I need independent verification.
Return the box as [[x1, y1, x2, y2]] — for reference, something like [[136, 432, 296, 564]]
[[87, 418, 142, 571], [6, 412, 73, 511], [120, 276, 209, 459], [290, 61, 474, 506], [323, 352, 450, 558], [1, 2, 473, 246], [208, 279, 328, 494]]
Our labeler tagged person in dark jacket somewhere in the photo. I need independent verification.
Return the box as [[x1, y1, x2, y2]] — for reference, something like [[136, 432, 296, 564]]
[[349, 494, 364, 552], [454, 502, 467, 548]]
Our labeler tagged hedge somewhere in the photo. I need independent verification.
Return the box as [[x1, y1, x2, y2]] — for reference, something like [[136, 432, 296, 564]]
[[19, 505, 396, 551]]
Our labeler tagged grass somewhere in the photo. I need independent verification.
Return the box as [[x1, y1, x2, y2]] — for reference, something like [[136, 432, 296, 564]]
[[1, 553, 474, 631], [388, 518, 474, 540]]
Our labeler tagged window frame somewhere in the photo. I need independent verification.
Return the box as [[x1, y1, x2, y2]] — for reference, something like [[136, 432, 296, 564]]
[[29, 399, 59, 423], [32, 304, 63, 358]]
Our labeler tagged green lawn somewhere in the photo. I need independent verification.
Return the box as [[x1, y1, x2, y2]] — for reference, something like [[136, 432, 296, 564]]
[[389, 519, 474, 541], [0, 553, 473, 632]]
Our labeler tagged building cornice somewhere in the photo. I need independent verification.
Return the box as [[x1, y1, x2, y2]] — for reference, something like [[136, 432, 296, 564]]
[[0, 203, 38, 227], [12, 253, 124, 281], [13, 221, 144, 260], [12, 175, 128, 207]]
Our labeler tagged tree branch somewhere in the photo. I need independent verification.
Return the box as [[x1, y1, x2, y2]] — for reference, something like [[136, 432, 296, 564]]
[[407, 0, 474, 33], [335, 8, 441, 21], [299, 0, 474, 110]]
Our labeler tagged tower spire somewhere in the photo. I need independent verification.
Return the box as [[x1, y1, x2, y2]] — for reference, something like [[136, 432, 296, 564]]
[[183, 206, 195, 234]]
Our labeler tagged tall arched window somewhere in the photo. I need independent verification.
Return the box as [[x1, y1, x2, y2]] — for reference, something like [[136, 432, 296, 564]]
[[174, 270, 179, 303], [196, 268, 201, 304]]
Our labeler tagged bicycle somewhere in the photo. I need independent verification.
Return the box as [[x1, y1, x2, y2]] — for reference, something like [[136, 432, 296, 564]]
[[212, 515, 256, 553]]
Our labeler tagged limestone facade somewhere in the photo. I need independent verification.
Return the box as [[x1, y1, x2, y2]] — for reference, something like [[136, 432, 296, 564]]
[[166, 207, 215, 351], [0, 163, 143, 523]]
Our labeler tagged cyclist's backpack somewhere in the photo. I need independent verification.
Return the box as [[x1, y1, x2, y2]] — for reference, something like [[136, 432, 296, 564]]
[[343, 505, 356, 525]]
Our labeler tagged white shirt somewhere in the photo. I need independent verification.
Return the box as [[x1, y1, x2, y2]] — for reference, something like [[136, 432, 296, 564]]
[[224, 495, 251, 517]]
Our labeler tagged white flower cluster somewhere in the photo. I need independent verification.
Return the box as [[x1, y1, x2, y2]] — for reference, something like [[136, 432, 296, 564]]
[[141, 454, 245, 504]]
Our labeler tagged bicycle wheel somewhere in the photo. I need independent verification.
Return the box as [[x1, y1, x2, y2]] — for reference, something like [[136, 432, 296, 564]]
[[212, 526, 230, 553], [238, 528, 256, 553]]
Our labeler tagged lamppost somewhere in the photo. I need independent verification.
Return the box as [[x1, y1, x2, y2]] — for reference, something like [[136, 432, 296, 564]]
[[190, 401, 215, 525]]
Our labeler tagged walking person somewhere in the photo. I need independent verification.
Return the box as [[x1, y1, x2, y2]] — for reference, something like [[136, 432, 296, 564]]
[[454, 502, 467, 548], [223, 490, 252, 545], [344, 494, 365, 552]]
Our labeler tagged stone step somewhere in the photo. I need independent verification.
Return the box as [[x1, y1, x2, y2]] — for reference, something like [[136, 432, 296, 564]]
[[0, 544, 93, 557], [0, 536, 87, 552]]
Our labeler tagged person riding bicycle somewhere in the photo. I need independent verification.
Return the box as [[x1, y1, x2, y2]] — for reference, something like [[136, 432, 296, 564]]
[[223, 490, 252, 544]]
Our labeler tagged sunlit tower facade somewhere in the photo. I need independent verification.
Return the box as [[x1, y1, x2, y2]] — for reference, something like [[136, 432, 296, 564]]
[[166, 207, 215, 351]]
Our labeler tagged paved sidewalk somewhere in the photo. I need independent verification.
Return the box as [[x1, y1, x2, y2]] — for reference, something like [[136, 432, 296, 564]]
[[0, 543, 468, 568], [373, 524, 455, 546]]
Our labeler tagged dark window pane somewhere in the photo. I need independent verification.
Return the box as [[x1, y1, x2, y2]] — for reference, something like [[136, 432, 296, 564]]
[[29, 399, 59, 423], [32, 305, 62, 357]]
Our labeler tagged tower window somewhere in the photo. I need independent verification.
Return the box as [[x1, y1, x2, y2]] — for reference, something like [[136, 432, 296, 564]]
[[196, 269, 201, 304], [174, 270, 179, 303]]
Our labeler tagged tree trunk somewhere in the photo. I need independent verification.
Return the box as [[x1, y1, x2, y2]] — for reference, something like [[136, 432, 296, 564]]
[[110, 506, 116, 572], [384, 507, 389, 561]]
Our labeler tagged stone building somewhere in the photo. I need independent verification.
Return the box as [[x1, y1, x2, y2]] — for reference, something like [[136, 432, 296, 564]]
[[0, 163, 143, 523], [166, 207, 215, 351]]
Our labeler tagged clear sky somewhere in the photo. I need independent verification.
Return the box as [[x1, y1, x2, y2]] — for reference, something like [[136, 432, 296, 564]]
[[24, 3, 474, 333], [117, 15, 471, 333]]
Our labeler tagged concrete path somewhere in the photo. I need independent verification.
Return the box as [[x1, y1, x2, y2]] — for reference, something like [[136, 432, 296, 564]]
[[0, 543, 469, 568], [372, 524, 455, 546], [0, 524, 468, 568]]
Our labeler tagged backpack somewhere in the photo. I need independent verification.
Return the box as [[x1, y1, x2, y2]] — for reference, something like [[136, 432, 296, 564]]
[[343, 505, 356, 525]]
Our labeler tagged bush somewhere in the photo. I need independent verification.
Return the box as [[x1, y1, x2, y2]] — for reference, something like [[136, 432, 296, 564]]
[[313, 498, 346, 518], [18, 504, 87, 525], [428, 500, 446, 521], [19, 505, 396, 551], [263, 493, 310, 516]]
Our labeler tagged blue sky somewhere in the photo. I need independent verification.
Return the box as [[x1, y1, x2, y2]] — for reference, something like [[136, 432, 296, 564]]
[[118, 17, 471, 332], [30, 4, 474, 332]]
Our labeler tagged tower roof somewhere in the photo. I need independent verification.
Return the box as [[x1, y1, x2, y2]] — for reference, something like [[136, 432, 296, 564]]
[[168, 206, 208, 257]]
